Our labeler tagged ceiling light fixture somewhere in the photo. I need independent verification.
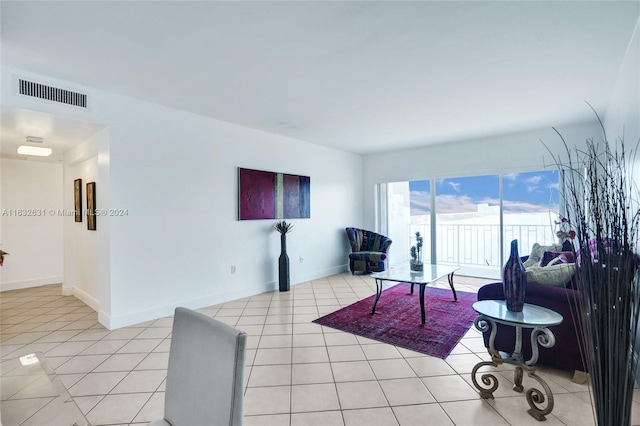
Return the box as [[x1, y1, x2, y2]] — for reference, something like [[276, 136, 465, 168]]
[[17, 146, 52, 156]]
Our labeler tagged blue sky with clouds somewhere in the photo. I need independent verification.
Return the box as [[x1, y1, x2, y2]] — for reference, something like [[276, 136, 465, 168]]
[[409, 170, 559, 215]]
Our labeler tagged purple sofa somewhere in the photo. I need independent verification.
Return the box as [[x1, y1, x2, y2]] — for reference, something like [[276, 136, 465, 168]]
[[476, 280, 586, 373]]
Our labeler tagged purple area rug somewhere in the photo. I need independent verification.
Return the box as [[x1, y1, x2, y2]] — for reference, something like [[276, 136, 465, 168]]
[[313, 284, 478, 358]]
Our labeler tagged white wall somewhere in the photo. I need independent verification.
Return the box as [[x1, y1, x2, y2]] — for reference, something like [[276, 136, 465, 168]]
[[363, 121, 602, 232], [62, 129, 107, 312], [1, 66, 363, 329], [105, 105, 362, 328], [0, 158, 64, 290], [605, 17, 639, 165], [605, 18, 639, 146], [604, 17, 640, 238]]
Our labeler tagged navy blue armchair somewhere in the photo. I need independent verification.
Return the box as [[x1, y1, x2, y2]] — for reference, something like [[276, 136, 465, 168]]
[[345, 227, 392, 274]]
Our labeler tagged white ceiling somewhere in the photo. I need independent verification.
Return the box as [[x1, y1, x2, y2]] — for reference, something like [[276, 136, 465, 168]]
[[1, 1, 638, 157], [0, 107, 106, 162]]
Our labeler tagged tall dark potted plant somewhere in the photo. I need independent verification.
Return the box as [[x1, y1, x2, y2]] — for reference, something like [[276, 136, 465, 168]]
[[274, 220, 294, 292], [546, 114, 640, 425], [410, 231, 424, 271]]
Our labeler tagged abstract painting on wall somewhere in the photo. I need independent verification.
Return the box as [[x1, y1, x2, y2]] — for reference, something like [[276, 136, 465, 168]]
[[238, 168, 310, 220], [74, 178, 83, 222], [86, 182, 96, 231]]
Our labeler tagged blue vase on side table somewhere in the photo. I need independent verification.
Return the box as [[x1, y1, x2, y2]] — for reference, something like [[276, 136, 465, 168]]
[[503, 239, 527, 312]]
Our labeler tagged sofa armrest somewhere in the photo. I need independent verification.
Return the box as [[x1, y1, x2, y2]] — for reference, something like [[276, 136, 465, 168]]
[[522, 282, 580, 318], [477, 281, 505, 300], [478, 281, 579, 315]]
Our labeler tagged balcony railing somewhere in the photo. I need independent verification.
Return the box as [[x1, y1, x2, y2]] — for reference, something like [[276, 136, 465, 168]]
[[408, 223, 555, 268]]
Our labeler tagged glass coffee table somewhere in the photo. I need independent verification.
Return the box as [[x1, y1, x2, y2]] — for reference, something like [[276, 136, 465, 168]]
[[470, 300, 563, 421], [370, 264, 459, 324]]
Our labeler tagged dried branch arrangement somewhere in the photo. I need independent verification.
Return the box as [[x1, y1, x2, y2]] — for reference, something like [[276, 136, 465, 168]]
[[545, 111, 640, 425]]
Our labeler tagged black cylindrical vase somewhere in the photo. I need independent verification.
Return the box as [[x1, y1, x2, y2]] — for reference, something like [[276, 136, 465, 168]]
[[279, 234, 290, 292], [503, 239, 527, 311]]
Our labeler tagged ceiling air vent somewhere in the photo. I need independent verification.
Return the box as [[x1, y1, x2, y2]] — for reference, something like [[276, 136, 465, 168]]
[[18, 78, 87, 108], [26, 136, 43, 144]]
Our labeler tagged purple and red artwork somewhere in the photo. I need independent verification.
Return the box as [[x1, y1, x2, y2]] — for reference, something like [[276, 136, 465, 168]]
[[238, 168, 310, 220]]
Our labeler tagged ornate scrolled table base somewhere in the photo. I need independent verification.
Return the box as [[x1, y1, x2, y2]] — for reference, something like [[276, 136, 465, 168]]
[[471, 354, 555, 420], [470, 303, 563, 422]]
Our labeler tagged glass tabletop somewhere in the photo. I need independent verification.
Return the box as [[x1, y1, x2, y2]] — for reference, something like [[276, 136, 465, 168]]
[[472, 300, 563, 327], [1, 352, 89, 426], [371, 263, 460, 285]]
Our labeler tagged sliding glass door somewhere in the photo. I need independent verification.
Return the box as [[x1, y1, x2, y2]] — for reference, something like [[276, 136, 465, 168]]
[[386, 181, 432, 265], [436, 175, 500, 278], [502, 170, 560, 262], [380, 169, 559, 278]]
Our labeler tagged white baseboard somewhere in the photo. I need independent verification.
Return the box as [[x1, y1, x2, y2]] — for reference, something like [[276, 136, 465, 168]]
[[295, 264, 349, 284], [69, 286, 100, 312], [97, 265, 351, 330], [1, 276, 64, 292], [100, 282, 277, 330]]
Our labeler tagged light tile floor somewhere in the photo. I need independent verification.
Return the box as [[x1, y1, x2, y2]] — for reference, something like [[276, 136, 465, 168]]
[[2, 272, 640, 425]]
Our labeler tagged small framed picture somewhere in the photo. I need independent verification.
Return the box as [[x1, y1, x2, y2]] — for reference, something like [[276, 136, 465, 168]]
[[86, 182, 96, 231], [74, 179, 82, 222]]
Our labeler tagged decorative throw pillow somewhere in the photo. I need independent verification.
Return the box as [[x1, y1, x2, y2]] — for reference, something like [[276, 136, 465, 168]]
[[526, 263, 576, 287], [540, 251, 561, 267], [562, 240, 574, 252], [561, 251, 576, 263], [541, 251, 576, 267], [523, 243, 563, 268]]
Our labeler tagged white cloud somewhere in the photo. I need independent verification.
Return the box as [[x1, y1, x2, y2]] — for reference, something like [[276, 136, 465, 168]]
[[411, 208, 429, 216], [411, 194, 556, 214], [448, 182, 461, 193], [479, 197, 558, 213], [503, 200, 556, 213], [477, 197, 501, 206], [526, 175, 543, 185], [409, 190, 430, 215], [435, 194, 477, 213], [410, 183, 559, 215]]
